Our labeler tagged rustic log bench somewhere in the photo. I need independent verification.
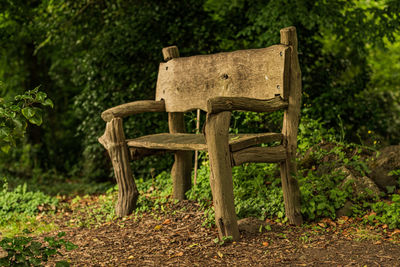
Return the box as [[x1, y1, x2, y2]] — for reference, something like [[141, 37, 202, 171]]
[[99, 26, 303, 240]]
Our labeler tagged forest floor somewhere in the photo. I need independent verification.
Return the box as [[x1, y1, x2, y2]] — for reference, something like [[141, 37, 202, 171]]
[[38, 197, 400, 266]]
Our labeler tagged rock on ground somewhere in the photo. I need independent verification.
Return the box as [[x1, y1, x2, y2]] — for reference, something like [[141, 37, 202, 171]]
[[369, 145, 400, 191]]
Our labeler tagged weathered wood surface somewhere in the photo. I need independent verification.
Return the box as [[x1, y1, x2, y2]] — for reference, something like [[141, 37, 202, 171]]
[[164, 46, 193, 201], [162, 46, 180, 61], [193, 109, 201, 184], [205, 111, 240, 241], [98, 117, 139, 217], [232, 146, 287, 166], [207, 96, 288, 114], [127, 133, 205, 150], [101, 100, 165, 122], [126, 132, 283, 152], [280, 26, 303, 226], [229, 133, 282, 152], [156, 45, 290, 112]]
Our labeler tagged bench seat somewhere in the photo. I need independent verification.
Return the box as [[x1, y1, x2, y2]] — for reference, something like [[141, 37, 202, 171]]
[[126, 132, 283, 152]]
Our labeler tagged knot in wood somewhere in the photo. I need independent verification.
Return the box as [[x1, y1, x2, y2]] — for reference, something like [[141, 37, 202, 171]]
[[221, 74, 229, 80]]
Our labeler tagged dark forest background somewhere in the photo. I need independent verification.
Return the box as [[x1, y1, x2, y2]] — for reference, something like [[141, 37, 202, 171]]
[[0, 0, 399, 183]]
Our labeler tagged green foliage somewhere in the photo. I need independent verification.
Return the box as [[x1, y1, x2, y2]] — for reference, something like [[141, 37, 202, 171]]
[[1, 0, 400, 181], [299, 171, 350, 220], [0, 231, 76, 266], [366, 194, 400, 229], [66, 188, 117, 228], [213, 235, 233, 245], [135, 171, 174, 214], [0, 178, 58, 226], [186, 159, 286, 226], [0, 87, 52, 153]]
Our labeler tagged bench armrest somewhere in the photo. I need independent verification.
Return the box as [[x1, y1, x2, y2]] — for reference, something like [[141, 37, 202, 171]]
[[206, 96, 288, 114], [101, 100, 166, 122]]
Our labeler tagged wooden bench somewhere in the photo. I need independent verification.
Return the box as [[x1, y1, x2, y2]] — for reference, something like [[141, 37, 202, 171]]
[[99, 26, 303, 240]]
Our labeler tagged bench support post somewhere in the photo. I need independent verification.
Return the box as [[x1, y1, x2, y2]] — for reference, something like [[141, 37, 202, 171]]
[[98, 117, 139, 217], [280, 27, 303, 225], [163, 46, 193, 200], [205, 111, 240, 241]]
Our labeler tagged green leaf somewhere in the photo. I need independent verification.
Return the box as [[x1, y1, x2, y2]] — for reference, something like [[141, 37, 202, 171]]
[[65, 241, 78, 251], [29, 241, 42, 255], [56, 261, 71, 267], [9, 105, 20, 112], [1, 145, 11, 153], [21, 107, 36, 119], [36, 92, 47, 102], [0, 258, 10, 266], [42, 98, 54, 108], [15, 253, 26, 263], [29, 257, 42, 266], [57, 232, 66, 238], [44, 248, 57, 256], [28, 114, 43, 126]]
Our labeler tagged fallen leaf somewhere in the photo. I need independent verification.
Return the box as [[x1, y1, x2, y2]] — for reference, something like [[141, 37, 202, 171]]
[[217, 251, 223, 258], [163, 219, 171, 225], [262, 242, 269, 247], [318, 222, 326, 228], [188, 243, 199, 248], [154, 225, 162, 230], [393, 229, 400, 235], [128, 255, 135, 259], [382, 224, 388, 229], [184, 214, 190, 220], [176, 252, 184, 257]]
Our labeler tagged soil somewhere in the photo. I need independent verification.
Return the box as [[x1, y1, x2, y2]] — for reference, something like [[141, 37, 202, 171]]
[[43, 200, 400, 266]]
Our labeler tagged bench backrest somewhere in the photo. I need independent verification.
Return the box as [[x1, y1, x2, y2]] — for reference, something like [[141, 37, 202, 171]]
[[156, 45, 290, 113]]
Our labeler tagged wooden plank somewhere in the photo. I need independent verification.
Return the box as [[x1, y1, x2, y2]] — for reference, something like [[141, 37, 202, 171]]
[[98, 117, 139, 217], [280, 26, 303, 226], [156, 45, 290, 112], [207, 96, 288, 114], [232, 146, 287, 166], [164, 46, 193, 201], [127, 133, 206, 151], [126, 133, 283, 152], [205, 112, 240, 241], [229, 133, 283, 152], [101, 100, 165, 122]]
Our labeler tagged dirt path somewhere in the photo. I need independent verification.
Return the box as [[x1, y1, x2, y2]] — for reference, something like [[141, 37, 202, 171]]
[[44, 200, 400, 266]]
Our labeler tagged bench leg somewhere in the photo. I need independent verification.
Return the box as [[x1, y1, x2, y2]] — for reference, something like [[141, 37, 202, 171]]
[[168, 112, 193, 200], [205, 112, 240, 241], [99, 117, 139, 217], [171, 151, 192, 200], [280, 156, 302, 225]]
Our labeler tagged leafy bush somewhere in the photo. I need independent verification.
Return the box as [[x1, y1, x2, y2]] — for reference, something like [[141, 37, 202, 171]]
[[299, 171, 351, 220], [0, 231, 76, 266], [0, 178, 58, 225], [0, 86, 53, 153], [367, 194, 400, 229]]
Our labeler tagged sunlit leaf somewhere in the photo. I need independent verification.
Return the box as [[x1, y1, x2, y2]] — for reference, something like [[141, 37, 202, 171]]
[[43, 98, 54, 108], [21, 107, 35, 119]]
